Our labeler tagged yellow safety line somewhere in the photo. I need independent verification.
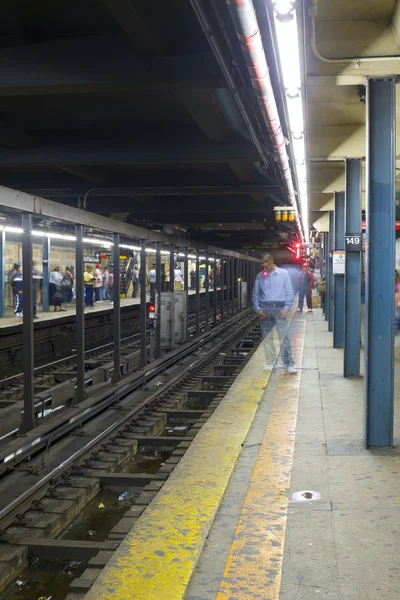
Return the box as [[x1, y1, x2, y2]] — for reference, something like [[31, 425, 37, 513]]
[[216, 320, 306, 600], [85, 334, 274, 600]]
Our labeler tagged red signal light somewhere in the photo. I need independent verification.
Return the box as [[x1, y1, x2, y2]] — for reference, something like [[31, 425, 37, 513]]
[[149, 304, 155, 313], [295, 242, 301, 248]]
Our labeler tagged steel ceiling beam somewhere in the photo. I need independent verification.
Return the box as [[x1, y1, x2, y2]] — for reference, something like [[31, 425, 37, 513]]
[[80, 184, 278, 197], [0, 36, 226, 95], [0, 185, 258, 261], [0, 142, 259, 167]]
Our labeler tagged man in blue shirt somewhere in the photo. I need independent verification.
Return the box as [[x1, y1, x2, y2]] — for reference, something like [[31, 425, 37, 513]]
[[252, 254, 297, 373]]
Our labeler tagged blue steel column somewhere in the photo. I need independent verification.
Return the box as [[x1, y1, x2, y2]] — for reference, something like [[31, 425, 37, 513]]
[[365, 77, 396, 447], [333, 192, 345, 348], [204, 253, 210, 331], [74, 226, 86, 404], [322, 233, 328, 314], [213, 253, 217, 325], [0, 230, 5, 318], [226, 256, 231, 318], [183, 247, 189, 341], [220, 255, 225, 321], [169, 244, 175, 350], [19, 214, 36, 433], [327, 211, 335, 331], [344, 159, 362, 377], [140, 241, 147, 367], [42, 236, 50, 312], [156, 243, 162, 354], [195, 249, 200, 336], [112, 234, 121, 382]]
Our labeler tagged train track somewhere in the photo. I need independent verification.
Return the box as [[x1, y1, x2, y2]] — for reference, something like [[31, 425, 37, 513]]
[[0, 309, 258, 599], [0, 310, 216, 444]]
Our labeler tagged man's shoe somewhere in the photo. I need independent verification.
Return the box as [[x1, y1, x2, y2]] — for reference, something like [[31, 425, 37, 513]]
[[297, 308, 302, 312], [308, 309, 313, 313], [262, 365, 274, 371], [285, 365, 297, 374]]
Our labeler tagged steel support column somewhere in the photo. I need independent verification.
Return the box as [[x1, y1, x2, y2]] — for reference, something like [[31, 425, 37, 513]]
[[195, 249, 200, 336], [0, 230, 5, 318], [327, 211, 335, 331], [333, 192, 345, 348], [220, 255, 225, 321], [184, 247, 189, 341], [42, 236, 50, 312], [321, 233, 327, 315], [246, 259, 248, 305], [365, 77, 396, 447], [112, 233, 121, 382], [169, 245, 175, 350], [231, 257, 235, 315], [204, 253, 210, 331], [140, 241, 147, 367], [226, 256, 231, 318], [19, 214, 36, 433], [155, 243, 162, 356], [213, 254, 217, 325], [344, 159, 362, 377], [238, 258, 243, 312], [74, 226, 86, 404]]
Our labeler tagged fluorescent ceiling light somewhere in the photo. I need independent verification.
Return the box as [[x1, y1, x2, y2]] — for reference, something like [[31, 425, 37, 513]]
[[275, 0, 294, 17], [1, 226, 24, 234], [83, 237, 113, 247], [272, 0, 309, 239]]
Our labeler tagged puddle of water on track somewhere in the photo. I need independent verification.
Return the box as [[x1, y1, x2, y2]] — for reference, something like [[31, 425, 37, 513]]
[[125, 449, 170, 474], [0, 558, 84, 600], [61, 490, 136, 543]]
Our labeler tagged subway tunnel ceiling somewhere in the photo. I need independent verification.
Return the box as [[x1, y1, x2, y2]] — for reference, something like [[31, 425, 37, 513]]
[[0, 0, 301, 252]]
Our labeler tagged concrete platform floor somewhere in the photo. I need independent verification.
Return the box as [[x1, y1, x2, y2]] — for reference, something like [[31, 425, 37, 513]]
[[187, 309, 400, 600], [0, 288, 218, 330]]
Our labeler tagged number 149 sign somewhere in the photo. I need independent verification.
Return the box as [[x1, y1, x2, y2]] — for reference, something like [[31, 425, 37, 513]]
[[345, 234, 362, 251]]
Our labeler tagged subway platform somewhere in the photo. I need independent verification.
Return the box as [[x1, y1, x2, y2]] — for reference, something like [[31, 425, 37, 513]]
[[82, 308, 400, 600], [0, 288, 213, 330]]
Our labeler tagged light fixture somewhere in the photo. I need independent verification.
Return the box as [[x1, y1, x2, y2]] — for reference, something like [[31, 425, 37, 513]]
[[272, 0, 309, 240], [1, 225, 24, 234], [274, 0, 294, 20], [83, 237, 113, 247]]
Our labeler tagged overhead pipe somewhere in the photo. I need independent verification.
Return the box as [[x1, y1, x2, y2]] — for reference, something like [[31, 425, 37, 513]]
[[225, 0, 302, 238], [190, 0, 304, 239]]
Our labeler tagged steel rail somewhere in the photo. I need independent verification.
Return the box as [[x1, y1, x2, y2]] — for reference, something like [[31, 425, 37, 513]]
[[0, 309, 254, 527]]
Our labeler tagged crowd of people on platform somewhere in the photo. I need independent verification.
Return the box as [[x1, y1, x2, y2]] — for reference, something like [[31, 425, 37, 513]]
[[7, 262, 117, 317]]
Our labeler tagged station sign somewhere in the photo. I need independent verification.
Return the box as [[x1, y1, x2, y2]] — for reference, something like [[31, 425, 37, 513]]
[[345, 234, 362, 251]]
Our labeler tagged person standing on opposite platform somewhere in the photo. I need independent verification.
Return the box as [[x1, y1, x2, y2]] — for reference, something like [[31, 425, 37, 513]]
[[84, 265, 96, 308], [12, 265, 23, 317], [132, 264, 139, 298], [94, 264, 103, 302], [148, 264, 156, 295], [190, 267, 196, 290], [50, 265, 66, 312], [32, 262, 42, 318], [8, 263, 19, 312], [297, 262, 314, 312], [252, 253, 297, 374], [174, 265, 183, 290]]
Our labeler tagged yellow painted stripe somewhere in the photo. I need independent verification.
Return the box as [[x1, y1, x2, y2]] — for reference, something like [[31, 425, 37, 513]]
[[85, 332, 274, 600], [216, 320, 306, 600]]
